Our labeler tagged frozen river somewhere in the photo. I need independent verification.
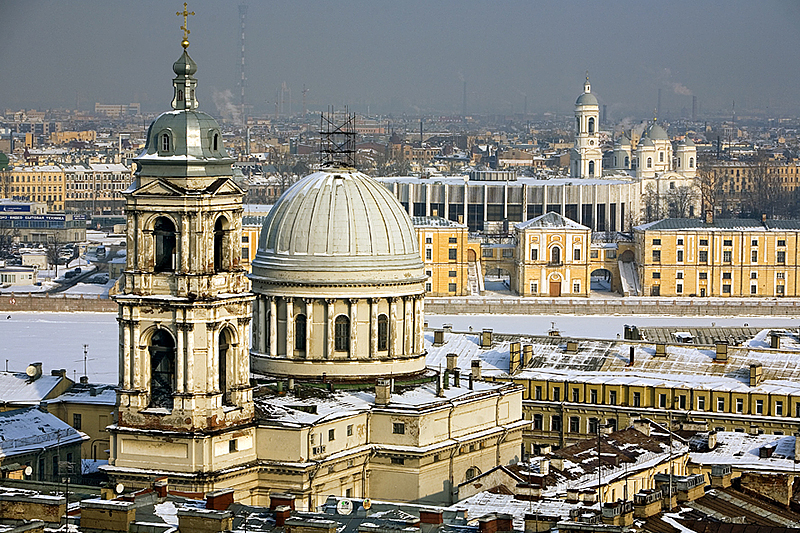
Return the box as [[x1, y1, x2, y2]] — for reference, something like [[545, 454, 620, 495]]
[[1, 312, 796, 384]]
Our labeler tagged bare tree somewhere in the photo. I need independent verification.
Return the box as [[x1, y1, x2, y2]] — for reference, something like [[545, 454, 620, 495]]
[[741, 156, 783, 218], [696, 156, 725, 217], [642, 184, 665, 223], [44, 234, 64, 277], [665, 185, 698, 218]]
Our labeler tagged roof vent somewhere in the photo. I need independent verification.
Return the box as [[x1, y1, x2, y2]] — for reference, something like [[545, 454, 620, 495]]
[[25, 362, 42, 381]]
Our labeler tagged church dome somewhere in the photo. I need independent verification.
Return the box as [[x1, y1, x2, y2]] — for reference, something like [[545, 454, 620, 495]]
[[575, 92, 598, 106], [639, 137, 655, 148], [252, 164, 425, 285], [678, 136, 696, 148], [616, 135, 631, 147], [646, 122, 669, 141]]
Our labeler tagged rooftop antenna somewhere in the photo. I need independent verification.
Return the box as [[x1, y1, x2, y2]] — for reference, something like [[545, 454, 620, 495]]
[[318, 107, 357, 168], [83, 344, 89, 379]]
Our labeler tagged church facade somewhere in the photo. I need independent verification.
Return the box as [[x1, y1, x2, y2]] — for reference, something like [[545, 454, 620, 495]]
[[104, 30, 526, 510]]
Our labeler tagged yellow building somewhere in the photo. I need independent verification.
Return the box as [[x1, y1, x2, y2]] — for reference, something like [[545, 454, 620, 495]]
[[0, 165, 65, 211], [412, 216, 471, 296], [512, 212, 591, 297], [635, 217, 800, 297], [44, 383, 116, 462]]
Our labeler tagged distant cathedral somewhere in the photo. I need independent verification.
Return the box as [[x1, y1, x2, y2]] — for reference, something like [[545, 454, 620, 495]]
[[569, 76, 697, 181]]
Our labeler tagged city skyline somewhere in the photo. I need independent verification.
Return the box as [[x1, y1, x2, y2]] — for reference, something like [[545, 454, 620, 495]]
[[1, 1, 800, 119]]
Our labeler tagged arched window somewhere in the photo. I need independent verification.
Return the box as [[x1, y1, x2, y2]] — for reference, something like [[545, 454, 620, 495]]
[[213, 133, 219, 152], [613, 156, 617, 167], [295, 314, 307, 352], [161, 133, 170, 152], [677, 158, 681, 168], [588, 117, 595, 134], [377, 314, 389, 351], [624, 156, 630, 168], [335, 315, 350, 352], [551, 246, 561, 265], [219, 328, 234, 405], [659, 152, 664, 163], [154, 217, 177, 273], [646, 157, 652, 169], [466, 466, 481, 480], [149, 329, 176, 408], [689, 157, 694, 168], [576, 117, 580, 133], [177, 89, 184, 101], [214, 216, 228, 272], [588, 161, 595, 176]]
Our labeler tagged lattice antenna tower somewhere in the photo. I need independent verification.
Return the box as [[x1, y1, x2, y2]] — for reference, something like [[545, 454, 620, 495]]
[[238, 4, 247, 127], [319, 107, 357, 167]]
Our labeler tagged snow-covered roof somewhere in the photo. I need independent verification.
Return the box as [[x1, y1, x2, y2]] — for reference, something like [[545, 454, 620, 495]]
[[0, 406, 88, 459], [425, 329, 800, 395], [517, 211, 590, 231], [0, 372, 68, 405], [690, 432, 798, 473], [46, 383, 117, 406]]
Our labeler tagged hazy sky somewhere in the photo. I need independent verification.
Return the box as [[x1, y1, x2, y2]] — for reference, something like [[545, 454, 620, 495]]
[[2, 1, 799, 120]]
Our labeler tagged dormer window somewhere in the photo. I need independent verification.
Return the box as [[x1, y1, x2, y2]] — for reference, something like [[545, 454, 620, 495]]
[[158, 130, 173, 154]]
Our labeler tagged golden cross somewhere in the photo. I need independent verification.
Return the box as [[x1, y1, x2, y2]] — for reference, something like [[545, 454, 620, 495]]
[[177, 2, 195, 49]]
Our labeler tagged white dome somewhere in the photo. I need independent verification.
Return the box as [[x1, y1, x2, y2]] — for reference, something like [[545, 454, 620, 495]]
[[252, 165, 425, 285]]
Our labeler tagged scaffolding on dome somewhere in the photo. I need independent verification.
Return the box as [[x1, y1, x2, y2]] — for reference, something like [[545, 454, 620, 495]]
[[318, 107, 357, 167]]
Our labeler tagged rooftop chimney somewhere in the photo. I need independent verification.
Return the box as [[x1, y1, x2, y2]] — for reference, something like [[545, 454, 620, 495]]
[[471, 359, 482, 380], [206, 489, 234, 511], [25, 362, 42, 381], [714, 341, 728, 362], [375, 379, 391, 406], [749, 362, 763, 387], [705, 210, 713, 225], [481, 328, 493, 348], [446, 353, 458, 372], [275, 505, 292, 527]]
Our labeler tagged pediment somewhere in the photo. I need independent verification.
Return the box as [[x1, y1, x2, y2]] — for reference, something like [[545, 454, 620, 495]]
[[205, 177, 244, 196], [130, 179, 186, 197]]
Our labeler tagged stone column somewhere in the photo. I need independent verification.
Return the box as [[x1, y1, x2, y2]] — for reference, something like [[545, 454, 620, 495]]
[[176, 322, 185, 393], [413, 296, 422, 354], [305, 298, 313, 359], [369, 298, 377, 358], [349, 299, 358, 358], [389, 297, 398, 358], [237, 316, 251, 384], [269, 297, 277, 357], [403, 297, 412, 355], [326, 299, 336, 358], [185, 323, 194, 393], [142, 229, 154, 271], [180, 214, 189, 272], [132, 320, 141, 389], [207, 322, 218, 391], [121, 317, 131, 389], [285, 298, 294, 358]]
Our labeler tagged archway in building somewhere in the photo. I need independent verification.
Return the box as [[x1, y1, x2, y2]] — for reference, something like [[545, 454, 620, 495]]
[[619, 250, 634, 263], [149, 329, 176, 408], [467, 248, 477, 262], [591, 268, 614, 293]]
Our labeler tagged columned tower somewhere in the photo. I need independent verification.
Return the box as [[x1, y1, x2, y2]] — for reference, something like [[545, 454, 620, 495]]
[[570, 74, 603, 179], [107, 20, 256, 491]]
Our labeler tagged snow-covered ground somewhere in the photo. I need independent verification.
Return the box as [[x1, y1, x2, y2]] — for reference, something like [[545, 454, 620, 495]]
[[1, 312, 798, 385]]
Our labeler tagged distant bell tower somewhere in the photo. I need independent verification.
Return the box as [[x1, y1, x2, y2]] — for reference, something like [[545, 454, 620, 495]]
[[570, 73, 603, 179], [107, 8, 256, 491]]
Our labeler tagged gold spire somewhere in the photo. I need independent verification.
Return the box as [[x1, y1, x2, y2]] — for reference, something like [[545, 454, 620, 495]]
[[585, 70, 589, 82], [177, 2, 195, 49]]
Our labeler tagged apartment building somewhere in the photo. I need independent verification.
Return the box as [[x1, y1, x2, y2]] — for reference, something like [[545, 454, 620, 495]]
[[0, 165, 65, 211], [635, 216, 800, 297]]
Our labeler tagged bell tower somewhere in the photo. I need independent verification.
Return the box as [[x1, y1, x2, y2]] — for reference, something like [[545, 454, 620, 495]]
[[570, 73, 603, 179], [107, 13, 256, 491]]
